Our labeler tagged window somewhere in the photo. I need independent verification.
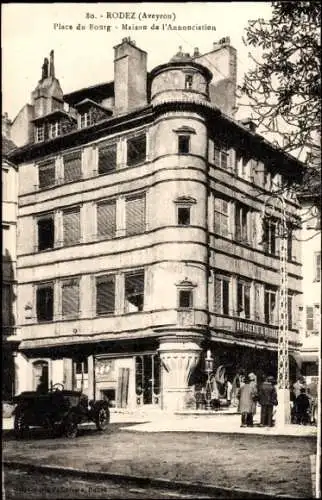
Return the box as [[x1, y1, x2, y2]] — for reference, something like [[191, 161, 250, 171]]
[[127, 134, 146, 166], [63, 151, 82, 182], [36, 284, 54, 322], [287, 224, 293, 261], [98, 143, 117, 175], [125, 193, 146, 236], [178, 135, 190, 154], [38, 160, 55, 189], [2, 284, 11, 326], [263, 218, 278, 255], [306, 306, 314, 331], [97, 200, 116, 239], [214, 198, 229, 237], [177, 206, 191, 226], [236, 153, 249, 179], [35, 125, 45, 143], [179, 290, 193, 308], [62, 279, 79, 319], [314, 252, 321, 282], [96, 275, 115, 316], [80, 111, 93, 129], [49, 121, 61, 139], [214, 143, 229, 169], [235, 204, 249, 243], [38, 215, 54, 251], [237, 280, 251, 319], [214, 275, 230, 315], [264, 287, 278, 325], [75, 359, 88, 375], [63, 206, 80, 246], [185, 74, 193, 89], [124, 271, 144, 313], [288, 294, 293, 330]]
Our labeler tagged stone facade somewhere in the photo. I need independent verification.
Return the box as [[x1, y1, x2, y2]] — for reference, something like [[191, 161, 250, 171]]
[[7, 37, 304, 410]]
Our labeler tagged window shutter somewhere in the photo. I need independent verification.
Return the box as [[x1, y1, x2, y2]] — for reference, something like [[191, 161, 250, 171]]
[[62, 280, 79, 318], [214, 277, 222, 313], [63, 207, 80, 245], [306, 306, 314, 331], [98, 144, 117, 174], [126, 194, 145, 236], [313, 305, 320, 333], [64, 152, 82, 182], [39, 161, 55, 188], [214, 146, 221, 167], [2, 284, 10, 325], [97, 200, 116, 239], [96, 275, 115, 315]]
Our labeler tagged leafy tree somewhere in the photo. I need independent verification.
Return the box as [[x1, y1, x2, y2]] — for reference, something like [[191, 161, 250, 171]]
[[239, 1, 321, 160]]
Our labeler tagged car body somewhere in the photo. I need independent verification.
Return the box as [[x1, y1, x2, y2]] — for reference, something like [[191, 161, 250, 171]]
[[12, 385, 110, 438]]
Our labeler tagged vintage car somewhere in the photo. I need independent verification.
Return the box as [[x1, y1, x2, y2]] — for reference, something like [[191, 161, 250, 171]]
[[12, 383, 110, 439]]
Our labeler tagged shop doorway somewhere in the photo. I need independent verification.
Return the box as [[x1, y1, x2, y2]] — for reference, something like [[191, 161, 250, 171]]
[[135, 354, 161, 406], [32, 360, 49, 392]]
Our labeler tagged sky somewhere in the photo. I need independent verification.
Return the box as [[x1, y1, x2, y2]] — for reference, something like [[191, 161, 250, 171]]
[[2, 2, 273, 121]]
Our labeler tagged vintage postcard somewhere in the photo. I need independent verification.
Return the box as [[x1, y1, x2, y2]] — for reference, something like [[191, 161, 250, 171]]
[[2, 2, 320, 499]]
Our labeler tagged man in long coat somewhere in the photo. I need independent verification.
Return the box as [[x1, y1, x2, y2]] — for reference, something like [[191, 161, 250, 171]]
[[258, 375, 278, 427], [238, 375, 257, 427]]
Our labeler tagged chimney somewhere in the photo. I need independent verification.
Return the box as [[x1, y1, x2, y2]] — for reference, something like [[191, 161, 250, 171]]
[[194, 37, 237, 115], [2, 112, 12, 139], [193, 47, 200, 57], [31, 50, 64, 118], [114, 37, 147, 114]]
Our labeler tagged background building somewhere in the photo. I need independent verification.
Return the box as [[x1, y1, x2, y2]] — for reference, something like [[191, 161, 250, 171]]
[[297, 149, 321, 382], [2, 113, 18, 400], [8, 37, 304, 410]]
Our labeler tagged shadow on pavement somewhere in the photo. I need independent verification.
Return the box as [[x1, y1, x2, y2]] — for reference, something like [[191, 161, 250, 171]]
[[2, 422, 148, 441]]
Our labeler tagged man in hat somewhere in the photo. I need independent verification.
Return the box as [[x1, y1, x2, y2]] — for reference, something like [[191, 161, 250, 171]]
[[258, 375, 278, 427]]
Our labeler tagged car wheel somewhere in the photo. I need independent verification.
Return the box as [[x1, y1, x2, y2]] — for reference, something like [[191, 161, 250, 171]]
[[64, 416, 78, 439], [96, 407, 110, 431], [14, 413, 28, 439]]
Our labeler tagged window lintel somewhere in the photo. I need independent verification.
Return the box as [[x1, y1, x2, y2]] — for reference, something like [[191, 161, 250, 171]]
[[173, 126, 196, 135]]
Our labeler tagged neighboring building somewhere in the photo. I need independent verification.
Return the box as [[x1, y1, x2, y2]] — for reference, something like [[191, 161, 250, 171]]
[[2, 112, 18, 400], [297, 150, 321, 383], [8, 37, 304, 410]]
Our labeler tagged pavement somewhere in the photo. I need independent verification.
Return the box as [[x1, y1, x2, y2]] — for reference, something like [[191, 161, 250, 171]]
[[3, 407, 317, 437], [3, 408, 318, 499]]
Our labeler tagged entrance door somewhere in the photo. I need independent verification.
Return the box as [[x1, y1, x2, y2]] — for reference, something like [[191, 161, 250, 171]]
[[33, 360, 49, 392], [135, 354, 161, 406]]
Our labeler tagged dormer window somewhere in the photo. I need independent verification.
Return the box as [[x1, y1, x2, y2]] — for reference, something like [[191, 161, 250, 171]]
[[49, 121, 61, 139], [35, 124, 45, 143], [80, 111, 93, 129]]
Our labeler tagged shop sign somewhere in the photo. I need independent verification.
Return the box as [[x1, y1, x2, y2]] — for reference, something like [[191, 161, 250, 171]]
[[235, 320, 278, 340]]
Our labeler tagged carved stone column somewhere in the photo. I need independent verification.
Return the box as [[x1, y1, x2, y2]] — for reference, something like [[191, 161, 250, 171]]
[[158, 334, 202, 411]]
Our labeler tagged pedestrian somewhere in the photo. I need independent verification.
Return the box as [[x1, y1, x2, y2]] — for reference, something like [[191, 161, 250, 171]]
[[238, 375, 257, 427], [248, 372, 258, 424], [225, 375, 233, 406], [292, 375, 306, 399], [294, 387, 311, 425], [258, 375, 278, 427], [307, 377, 318, 425]]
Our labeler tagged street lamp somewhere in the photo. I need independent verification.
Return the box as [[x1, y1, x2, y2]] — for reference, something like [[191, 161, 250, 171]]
[[262, 194, 290, 427], [204, 349, 214, 410]]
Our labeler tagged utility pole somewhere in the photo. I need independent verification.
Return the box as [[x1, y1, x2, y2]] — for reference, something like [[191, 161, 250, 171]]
[[263, 194, 290, 427]]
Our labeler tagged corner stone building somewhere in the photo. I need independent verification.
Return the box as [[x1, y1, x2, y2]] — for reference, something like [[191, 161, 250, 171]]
[[8, 37, 304, 410]]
